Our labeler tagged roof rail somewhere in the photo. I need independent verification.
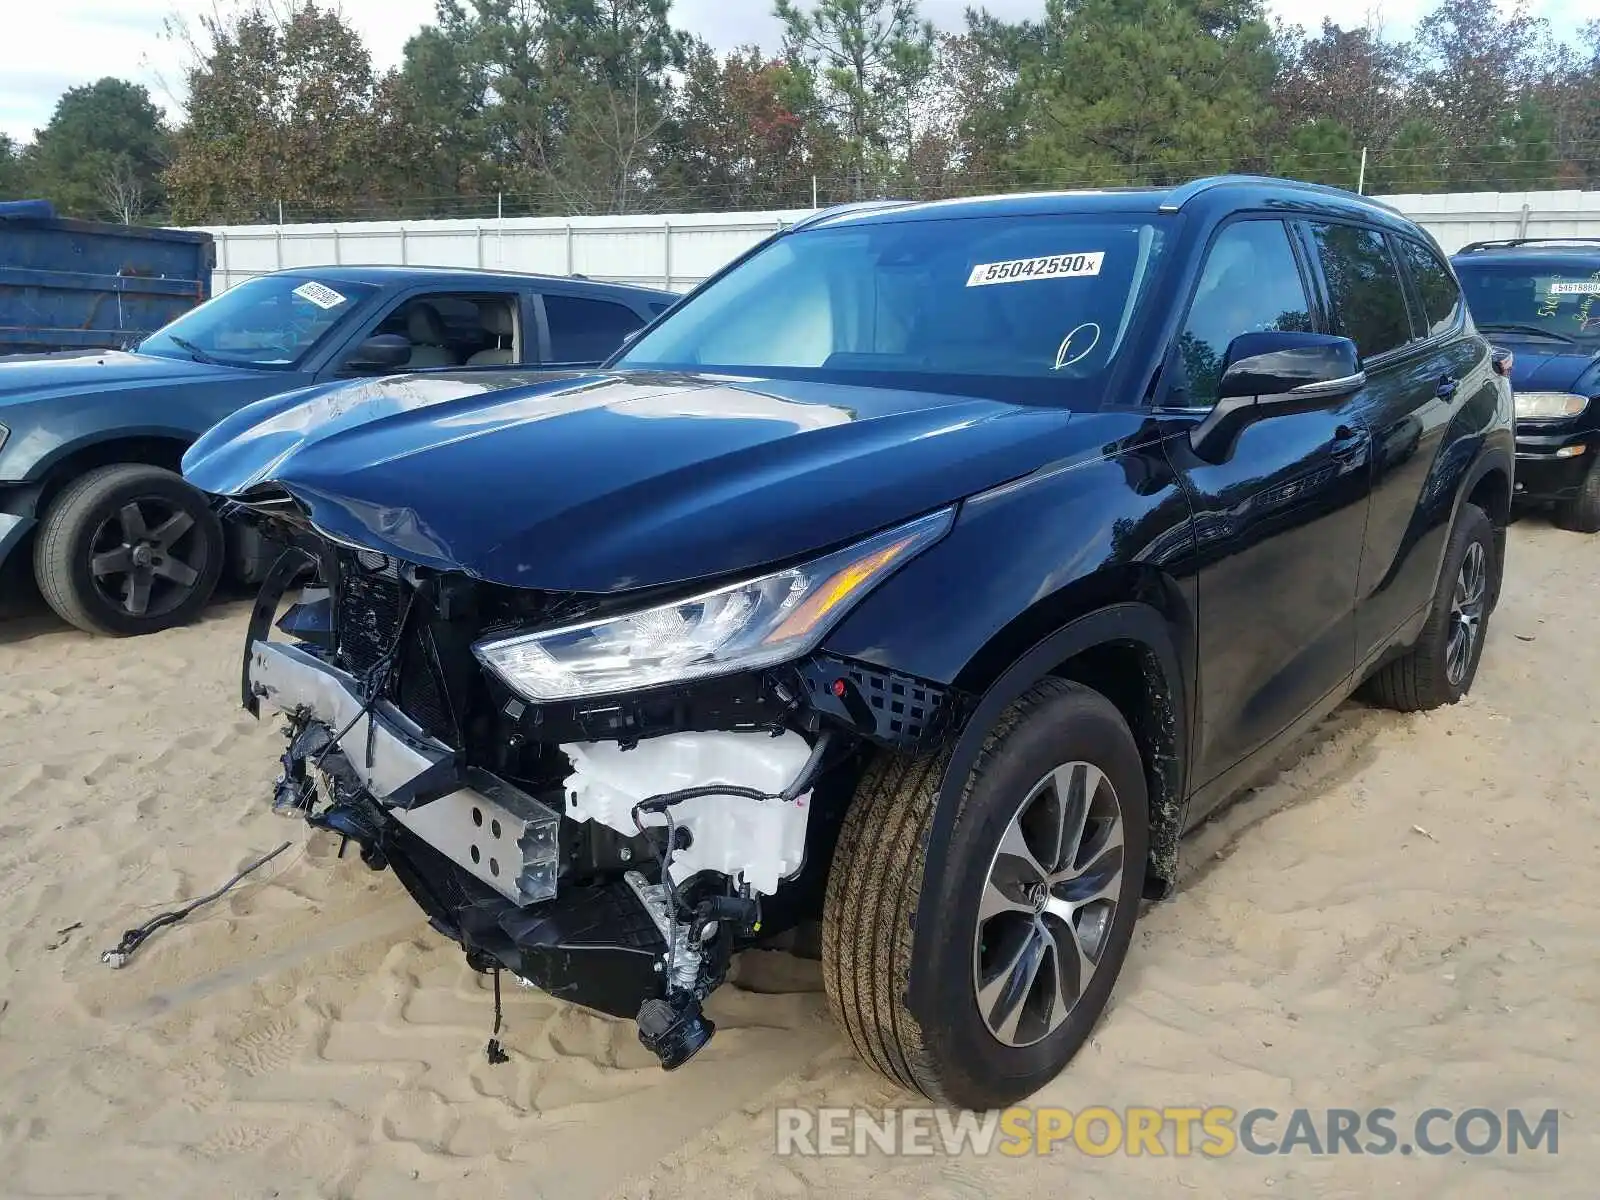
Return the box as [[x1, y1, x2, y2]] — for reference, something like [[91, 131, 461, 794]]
[[1456, 237, 1600, 254], [1157, 174, 1382, 213], [790, 198, 916, 231]]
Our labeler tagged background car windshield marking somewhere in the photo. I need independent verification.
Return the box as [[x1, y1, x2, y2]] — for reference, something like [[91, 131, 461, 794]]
[[1456, 263, 1600, 341]]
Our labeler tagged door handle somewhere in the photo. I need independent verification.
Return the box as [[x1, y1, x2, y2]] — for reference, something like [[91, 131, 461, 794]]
[[1436, 375, 1460, 399], [1331, 425, 1369, 462]]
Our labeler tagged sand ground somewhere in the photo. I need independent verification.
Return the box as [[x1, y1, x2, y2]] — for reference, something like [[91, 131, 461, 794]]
[[0, 520, 1595, 1199]]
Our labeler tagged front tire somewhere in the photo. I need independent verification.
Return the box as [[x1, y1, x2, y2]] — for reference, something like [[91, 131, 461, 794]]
[[1364, 502, 1495, 711], [822, 678, 1148, 1110], [34, 464, 225, 636], [1554, 458, 1600, 534]]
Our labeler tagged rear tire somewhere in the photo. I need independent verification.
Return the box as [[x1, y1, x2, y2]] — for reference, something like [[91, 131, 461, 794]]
[[822, 678, 1148, 1110], [1554, 459, 1600, 534], [34, 464, 224, 636], [1364, 502, 1494, 711]]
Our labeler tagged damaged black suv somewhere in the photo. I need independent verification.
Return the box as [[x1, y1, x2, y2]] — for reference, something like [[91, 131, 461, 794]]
[[184, 177, 1513, 1110]]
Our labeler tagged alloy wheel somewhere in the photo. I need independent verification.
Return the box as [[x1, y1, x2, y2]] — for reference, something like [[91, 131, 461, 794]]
[[973, 760, 1126, 1048], [88, 498, 205, 618], [1445, 540, 1486, 687]]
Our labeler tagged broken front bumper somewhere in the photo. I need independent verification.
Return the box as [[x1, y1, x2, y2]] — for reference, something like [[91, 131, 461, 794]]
[[244, 634, 684, 1023], [246, 639, 562, 906]]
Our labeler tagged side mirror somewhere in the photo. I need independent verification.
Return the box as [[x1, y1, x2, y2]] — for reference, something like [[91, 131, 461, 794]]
[[344, 333, 412, 372], [1190, 332, 1364, 463]]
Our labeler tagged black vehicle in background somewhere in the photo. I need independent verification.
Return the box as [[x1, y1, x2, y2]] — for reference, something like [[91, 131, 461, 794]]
[[186, 177, 1513, 1110], [0, 266, 677, 635], [1452, 238, 1600, 531]]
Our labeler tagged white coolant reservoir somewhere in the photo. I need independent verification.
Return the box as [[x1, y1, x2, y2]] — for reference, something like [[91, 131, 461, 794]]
[[560, 730, 814, 896]]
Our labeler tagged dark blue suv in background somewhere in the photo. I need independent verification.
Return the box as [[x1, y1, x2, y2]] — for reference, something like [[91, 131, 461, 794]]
[[186, 177, 1513, 1110], [1452, 238, 1600, 531]]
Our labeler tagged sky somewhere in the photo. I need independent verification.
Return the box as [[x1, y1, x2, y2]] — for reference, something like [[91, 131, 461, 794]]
[[1, 0, 1591, 143]]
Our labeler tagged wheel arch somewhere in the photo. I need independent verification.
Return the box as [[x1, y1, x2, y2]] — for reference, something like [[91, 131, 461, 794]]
[[1457, 444, 1512, 608], [906, 595, 1192, 1013], [1465, 458, 1511, 528], [29, 432, 195, 512]]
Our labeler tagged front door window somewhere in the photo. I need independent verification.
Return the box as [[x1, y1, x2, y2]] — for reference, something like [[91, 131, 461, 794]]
[[1170, 219, 1314, 406], [343, 293, 520, 373]]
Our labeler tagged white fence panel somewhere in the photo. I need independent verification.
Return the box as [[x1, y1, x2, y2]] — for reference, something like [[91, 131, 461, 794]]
[[1375, 190, 1600, 253], [195, 210, 814, 295], [189, 191, 1600, 295]]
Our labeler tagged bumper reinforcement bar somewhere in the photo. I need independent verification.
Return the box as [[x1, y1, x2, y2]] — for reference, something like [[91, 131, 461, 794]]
[[246, 638, 560, 906]]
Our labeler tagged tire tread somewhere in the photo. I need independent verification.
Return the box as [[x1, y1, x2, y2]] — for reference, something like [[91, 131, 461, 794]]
[[821, 676, 1100, 1103], [1555, 462, 1600, 534], [1364, 502, 1493, 712]]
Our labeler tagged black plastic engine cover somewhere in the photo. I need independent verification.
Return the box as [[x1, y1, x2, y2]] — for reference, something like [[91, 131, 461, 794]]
[[497, 883, 667, 1018], [381, 822, 667, 1019]]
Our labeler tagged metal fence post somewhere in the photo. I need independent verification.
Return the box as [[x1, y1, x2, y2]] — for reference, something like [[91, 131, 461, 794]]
[[663, 221, 673, 291]]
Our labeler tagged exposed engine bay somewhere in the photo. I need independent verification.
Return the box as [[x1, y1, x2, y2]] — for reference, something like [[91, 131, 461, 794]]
[[239, 522, 963, 1069]]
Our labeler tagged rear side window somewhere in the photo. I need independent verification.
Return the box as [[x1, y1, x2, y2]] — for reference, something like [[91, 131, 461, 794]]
[[543, 294, 647, 362], [1396, 238, 1462, 338], [1306, 222, 1411, 358], [1170, 219, 1313, 406]]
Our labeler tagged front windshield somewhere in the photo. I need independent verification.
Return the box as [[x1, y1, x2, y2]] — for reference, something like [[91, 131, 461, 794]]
[[1455, 259, 1600, 348], [140, 274, 377, 369], [616, 213, 1171, 400]]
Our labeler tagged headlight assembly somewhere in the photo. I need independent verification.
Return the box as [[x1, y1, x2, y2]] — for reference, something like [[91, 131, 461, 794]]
[[473, 507, 955, 702], [0, 422, 8, 454], [1515, 391, 1589, 420]]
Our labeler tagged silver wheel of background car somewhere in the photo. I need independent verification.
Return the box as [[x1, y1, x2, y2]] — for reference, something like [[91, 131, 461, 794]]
[[1446, 540, 1486, 688], [972, 760, 1126, 1048]]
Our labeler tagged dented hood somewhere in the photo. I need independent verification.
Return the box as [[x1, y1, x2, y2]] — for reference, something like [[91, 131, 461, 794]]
[[183, 368, 1081, 593]]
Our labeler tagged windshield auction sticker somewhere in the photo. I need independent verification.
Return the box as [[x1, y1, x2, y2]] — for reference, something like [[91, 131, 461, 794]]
[[1549, 281, 1600, 295], [292, 281, 349, 309], [967, 252, 1105, 287]]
